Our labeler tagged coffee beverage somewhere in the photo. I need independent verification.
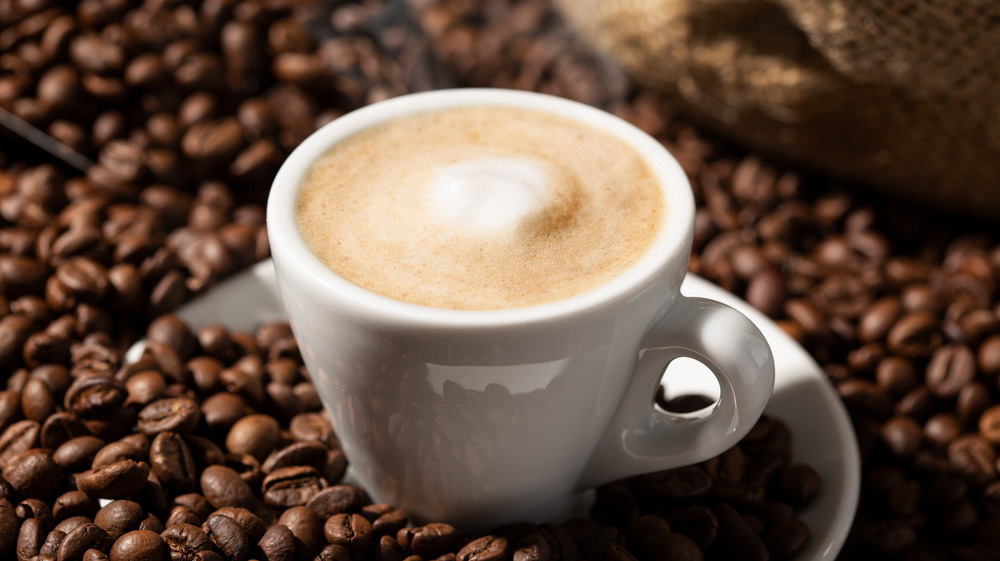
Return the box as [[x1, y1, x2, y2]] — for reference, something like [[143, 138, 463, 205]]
[[295, 105, 664, 310]]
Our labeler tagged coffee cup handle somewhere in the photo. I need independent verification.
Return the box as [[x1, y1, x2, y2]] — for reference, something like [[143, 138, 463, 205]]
[[577, 295, 775, 489]]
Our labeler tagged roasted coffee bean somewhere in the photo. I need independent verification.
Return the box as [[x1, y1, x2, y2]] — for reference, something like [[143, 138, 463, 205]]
[[276, 506, 325, 560], [0, 315, 34, 368], [3, 448, 62, 499], [256, 523, 295, 561], [93, 500, 144, 544], [149, 431, 197, 492], [315, 544, 352, 561], [510, 533, 552, 561], [16, 498, 53, 525], [52, 491, 99, 521], [0, 254, 48, 298], [634, 531, 702, 561], [41, 529, 67, 558], [0, 499, 17, 557], [875, 356, 918, 397], [76, 460, 150, 500], [924, 413, 962, 449], [20, 378, 54, 423], [147, 315, 196, 361], [138, 513, 164, 534], [773, 464, 821, 508], [881, 416, 923, 457], [187, 358, 225, 395], [64, 376, 126, 418], [981, 405, 1000, 444], [397, 523, 455, 557], [957, 381, 992, 425], [326, 513, 374, 553], [306, 484, 366, 518], [264, 382, 296, 420], [137, 397, 200, 436], [182, 118, 246, 161], [763, 517, 810, 561], [925, 344, 976, 398], [710, 502, 767, 561], [458, 535, 509, 561], [981, 335, 1000, 375], [948, 434, 996, 485], [642, 466, 713, 502], [0, 419, 41, 466], [202, 513, 249, 561], [166, 505, 201, 527], [196, 326, 238, 363], [109, 529, 167, 561], [184, 435, 225, 470], [217, 367, 264, 409], [360, 504, 408, 537], [124, 371, 167, 406], [858, 296, 903, 343], [887, 311, 941, 358], [224, 414, 280, 461], [261, 441, 327, 475], [92, 434, 149, 469], [55, 515, 95, 536], [897, 385, 936, 421], [223, 453, 263, 489], [0, 390, 21, 431], [58, 523, 110, 561], [200, 465, 257, 510], [592, 484, 640, 526], [374, 534, 404, 561], [172, 494, 213, 522], [288, 413, 336, 447], [859, 518, 916, 555], [837, 378, 893, 419], [18, 516, 46, 561], [325, 449, 348, 485], [212, 507, 266, 546], [161, 523, 212, 559]]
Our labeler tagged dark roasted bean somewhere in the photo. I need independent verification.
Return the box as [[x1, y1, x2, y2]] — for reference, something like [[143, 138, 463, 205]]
[[256, 523, 295, 561], [137, 397, 200, 436], [94, 500, 143, 543], [149, 431, 197, 492], [161, 523, 212, 560], [224, 414, 279, 461], [276, 506, 325, 560], [397, 523, 455, 558], [76, 460, 150, 500], [109, 529, 167, 561], [325, 513, 374, 553], [202, 513, 249, 561], [200, 465, 257, 511]]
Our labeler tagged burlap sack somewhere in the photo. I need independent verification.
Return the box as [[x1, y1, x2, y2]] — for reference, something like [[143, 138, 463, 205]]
[[556, 0, 1000, 217]]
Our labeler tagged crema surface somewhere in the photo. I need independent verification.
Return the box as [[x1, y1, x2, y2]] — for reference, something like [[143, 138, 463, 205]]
[[296, 105, 664, 310]]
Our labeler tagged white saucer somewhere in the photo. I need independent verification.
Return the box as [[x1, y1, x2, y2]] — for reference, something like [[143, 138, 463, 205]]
[[129, 259, 859, 560]]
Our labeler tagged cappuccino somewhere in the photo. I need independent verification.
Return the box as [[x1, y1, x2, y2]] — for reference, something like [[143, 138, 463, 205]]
[[296, 105, 664, 310]]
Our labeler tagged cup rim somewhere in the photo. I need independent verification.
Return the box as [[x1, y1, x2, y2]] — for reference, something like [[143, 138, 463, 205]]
[[266, 88, 695, 328]]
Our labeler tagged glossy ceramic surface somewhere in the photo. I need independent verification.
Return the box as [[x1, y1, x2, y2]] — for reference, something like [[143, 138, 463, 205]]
[[266, 89, 775, 528]]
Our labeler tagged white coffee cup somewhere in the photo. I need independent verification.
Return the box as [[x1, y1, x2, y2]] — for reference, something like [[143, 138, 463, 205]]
[[266, 88, 774, 529]]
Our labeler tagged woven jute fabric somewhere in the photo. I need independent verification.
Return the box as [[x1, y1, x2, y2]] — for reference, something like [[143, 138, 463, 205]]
[[557, 0, 1000, 217]]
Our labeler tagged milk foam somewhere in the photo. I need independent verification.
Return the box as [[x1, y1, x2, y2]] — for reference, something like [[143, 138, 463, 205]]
[[296, 105, 665, 311], [430, 158, 551, 234]]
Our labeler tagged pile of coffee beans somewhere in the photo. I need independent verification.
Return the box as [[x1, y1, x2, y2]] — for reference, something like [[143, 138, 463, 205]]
[[0, 314, 820, 560], [2, 0, 1000, 559]]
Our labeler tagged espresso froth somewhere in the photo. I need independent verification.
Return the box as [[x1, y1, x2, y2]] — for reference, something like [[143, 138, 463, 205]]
[[296, 105, 664, 310]]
